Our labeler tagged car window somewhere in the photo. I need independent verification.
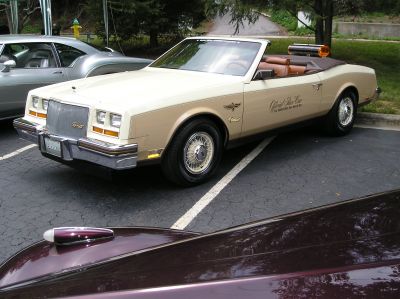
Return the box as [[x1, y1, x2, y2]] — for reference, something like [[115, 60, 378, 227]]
[[2, 43, 57, 69], [151, 39, 261, 76], [54, 43, 86, 67]]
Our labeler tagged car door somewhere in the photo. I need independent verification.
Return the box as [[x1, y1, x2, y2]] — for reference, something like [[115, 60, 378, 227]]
[[0, 42, 66, 118], [242, 73, 323, 137]]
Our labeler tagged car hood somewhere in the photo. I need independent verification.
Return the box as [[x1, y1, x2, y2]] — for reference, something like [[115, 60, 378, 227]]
[[1, 190, 399, 298], [33, 67, 245, 115]]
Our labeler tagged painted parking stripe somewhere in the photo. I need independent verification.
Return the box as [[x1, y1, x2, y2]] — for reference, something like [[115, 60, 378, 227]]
[[0, 144, 37, 161], [355, 124, 400, 132], [171, 136, 276, 230]]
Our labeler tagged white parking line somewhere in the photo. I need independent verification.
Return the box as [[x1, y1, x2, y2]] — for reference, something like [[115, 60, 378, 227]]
[[355, 124, 400, 132], [171, 136, 276, 230], [0, 144, 37, 161]]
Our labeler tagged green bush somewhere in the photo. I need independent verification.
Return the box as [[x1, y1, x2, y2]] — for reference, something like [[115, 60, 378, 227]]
[[270, 10, 297, 31]]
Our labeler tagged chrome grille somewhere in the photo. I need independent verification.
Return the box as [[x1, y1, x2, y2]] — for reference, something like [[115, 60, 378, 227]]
[[46, 101, 89, 139]]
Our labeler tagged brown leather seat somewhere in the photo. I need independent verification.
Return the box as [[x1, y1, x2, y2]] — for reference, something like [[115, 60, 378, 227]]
[[288, 65, 306, 75], [258, 56, 289, 77]]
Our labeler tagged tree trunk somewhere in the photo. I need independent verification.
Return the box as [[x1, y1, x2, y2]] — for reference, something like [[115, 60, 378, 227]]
[[4, 5, 12, 32], [149, 28, 158, 48], [324, 0, 334, 48], [314, 0, 324, 44]]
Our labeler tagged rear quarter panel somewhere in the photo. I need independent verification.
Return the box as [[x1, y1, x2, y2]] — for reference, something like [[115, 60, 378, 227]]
[[317, 64, 377, 112]]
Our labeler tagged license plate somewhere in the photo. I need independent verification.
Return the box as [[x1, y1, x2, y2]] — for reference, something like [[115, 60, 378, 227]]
[[45, 138, 62, 157]]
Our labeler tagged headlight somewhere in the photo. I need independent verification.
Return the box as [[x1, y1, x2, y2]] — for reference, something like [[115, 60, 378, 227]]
[[43, 99, 49, 111], [110, 113, 122, 128], [96, 111, 106, 124], [32, 96, 40, 108]]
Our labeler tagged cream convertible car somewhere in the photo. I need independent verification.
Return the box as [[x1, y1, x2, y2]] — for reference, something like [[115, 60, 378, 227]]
[[14, 37, 380, 185]]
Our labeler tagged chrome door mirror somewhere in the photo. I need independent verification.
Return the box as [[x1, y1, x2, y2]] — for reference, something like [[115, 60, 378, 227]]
[[1, 60, 16, 73]]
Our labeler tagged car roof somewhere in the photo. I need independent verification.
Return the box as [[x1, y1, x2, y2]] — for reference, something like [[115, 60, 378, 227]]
[[0, 35, 98, 53]]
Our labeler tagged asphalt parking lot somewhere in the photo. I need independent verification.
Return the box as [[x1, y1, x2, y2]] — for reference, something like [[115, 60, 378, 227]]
[[1, 119, 400, 263]]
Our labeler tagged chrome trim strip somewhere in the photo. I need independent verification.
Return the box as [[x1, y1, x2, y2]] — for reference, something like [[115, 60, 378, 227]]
[[78, 139, 138, 156]]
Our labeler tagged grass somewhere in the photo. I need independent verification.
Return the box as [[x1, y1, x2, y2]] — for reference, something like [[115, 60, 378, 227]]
[[266, 38, 400, 114]]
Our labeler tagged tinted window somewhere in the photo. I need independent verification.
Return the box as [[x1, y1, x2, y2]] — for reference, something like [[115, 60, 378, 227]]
[[2, 43, 57, 68], [55, 43, 86, 67], [151, 39, 261, 76]]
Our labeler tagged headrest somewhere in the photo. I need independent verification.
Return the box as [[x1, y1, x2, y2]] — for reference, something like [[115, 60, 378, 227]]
[[265, 57, 290, 65]]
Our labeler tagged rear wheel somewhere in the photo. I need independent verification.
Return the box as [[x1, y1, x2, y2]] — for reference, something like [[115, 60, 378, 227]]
[[162, 118, 223, 186], [323, 90, 357, 136]]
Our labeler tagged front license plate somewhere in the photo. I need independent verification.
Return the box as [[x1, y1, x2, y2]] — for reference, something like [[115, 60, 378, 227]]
[[45, 138, 62, 157]]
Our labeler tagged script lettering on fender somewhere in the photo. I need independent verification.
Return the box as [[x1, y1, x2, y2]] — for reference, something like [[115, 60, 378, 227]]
[[270, 95, 303, 113]]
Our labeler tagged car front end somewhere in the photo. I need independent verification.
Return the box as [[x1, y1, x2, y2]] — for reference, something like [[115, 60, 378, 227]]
[[14, 92, 138, 170]]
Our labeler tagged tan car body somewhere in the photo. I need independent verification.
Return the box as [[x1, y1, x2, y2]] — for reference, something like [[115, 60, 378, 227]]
[[18, 37, 378, 164]]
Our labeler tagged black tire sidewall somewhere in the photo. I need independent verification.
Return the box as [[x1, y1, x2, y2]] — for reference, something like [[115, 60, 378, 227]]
[[326, 91, 357, 136], [163, 119, 223, 186]]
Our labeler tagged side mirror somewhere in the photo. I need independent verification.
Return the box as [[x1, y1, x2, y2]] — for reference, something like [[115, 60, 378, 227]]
[[253, 69, 274, 81], [1, 60, 16, 73]]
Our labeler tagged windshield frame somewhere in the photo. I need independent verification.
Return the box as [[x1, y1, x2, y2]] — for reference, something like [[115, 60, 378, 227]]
[[149, 38, 265, 78]]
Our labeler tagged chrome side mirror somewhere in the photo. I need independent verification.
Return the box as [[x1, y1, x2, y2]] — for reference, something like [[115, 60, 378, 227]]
[[1, 60, 16, 73]]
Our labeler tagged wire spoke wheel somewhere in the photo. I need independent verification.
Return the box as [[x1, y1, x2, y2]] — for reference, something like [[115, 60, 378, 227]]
[[338, 97, 354, 127], [183, 132, 215, 175]]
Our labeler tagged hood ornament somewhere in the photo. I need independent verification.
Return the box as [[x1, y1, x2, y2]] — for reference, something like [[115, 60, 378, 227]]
[[72, 86, 76, 92], [43, 227, 114, 246]]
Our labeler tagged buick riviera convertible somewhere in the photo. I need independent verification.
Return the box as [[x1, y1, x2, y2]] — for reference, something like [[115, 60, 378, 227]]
[[1, 190, 399, 298], [14, 37, 380, 185], [0, 35, 151, 120]]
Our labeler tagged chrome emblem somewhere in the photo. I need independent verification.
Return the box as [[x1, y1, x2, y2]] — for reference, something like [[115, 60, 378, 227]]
[[224, 102, 241, 112], [72, 122, 84, 129]]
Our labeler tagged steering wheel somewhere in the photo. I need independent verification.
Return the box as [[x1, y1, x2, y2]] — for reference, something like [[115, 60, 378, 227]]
[[225, 61, 248, 74]]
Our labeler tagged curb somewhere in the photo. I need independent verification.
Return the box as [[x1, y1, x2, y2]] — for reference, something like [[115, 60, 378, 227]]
[[356, 112, 400, 129]]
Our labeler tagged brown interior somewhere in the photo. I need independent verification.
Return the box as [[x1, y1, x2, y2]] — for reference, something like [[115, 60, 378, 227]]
[[256, 55, 346, 79], [258, 56, 306, 78]]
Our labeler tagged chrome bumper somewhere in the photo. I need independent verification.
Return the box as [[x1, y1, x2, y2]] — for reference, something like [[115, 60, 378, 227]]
[[13, 118, 138, 170]]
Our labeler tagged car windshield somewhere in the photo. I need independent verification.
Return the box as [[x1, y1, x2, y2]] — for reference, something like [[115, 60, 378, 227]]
[[150, 39, 261, 76]]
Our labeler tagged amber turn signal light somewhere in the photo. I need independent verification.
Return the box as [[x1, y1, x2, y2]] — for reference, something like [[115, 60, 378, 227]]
[[104, 129, 119, 137], [29, 110, 47, 119], [93, 126, 119, 138]]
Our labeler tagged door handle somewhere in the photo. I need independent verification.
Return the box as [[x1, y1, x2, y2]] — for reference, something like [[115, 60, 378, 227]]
[[53, 71, 63, 74], [312, 83, 323, 91]]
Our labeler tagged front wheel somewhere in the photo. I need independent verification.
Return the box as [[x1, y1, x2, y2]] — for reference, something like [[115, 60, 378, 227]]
[[161, 118, 223, 186], [323, 90, 357, 136]]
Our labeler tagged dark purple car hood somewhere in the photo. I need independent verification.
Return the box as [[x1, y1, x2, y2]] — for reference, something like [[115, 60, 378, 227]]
[[1, 190, 399, 298]]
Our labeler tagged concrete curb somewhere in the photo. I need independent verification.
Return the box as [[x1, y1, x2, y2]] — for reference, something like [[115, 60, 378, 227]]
[[356, 112, 400, 129]]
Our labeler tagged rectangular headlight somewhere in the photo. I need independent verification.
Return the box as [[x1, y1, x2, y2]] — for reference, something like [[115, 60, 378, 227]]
[[110, 113, 122, 128], [96, 111, 106, 124], [32, 96, 40, 108], [43, 99, 49, 111]]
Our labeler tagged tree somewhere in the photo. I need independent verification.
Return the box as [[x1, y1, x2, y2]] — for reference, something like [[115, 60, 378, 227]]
[[206, 0, 368, 48], [87, 0, 206, 48], [0, 0, 41, 33]]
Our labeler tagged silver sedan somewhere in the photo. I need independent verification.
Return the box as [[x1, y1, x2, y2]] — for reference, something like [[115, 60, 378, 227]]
[[0, 35, 152, 120]]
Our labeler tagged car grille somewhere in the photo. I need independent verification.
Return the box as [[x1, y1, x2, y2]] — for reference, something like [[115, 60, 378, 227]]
[[46, 100, 89, 139]]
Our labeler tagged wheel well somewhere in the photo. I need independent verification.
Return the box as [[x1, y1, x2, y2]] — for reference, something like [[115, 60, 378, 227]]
[[343, 86, 359, 104], [165, 113, 229, 153]]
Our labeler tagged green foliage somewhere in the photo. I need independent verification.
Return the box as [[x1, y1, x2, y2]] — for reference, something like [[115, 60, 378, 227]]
[[270, 10, 297, 31], [86, 0, 205, 47]]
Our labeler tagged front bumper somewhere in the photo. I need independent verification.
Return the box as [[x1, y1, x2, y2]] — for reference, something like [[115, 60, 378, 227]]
[[13, 118, 138, 170]]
